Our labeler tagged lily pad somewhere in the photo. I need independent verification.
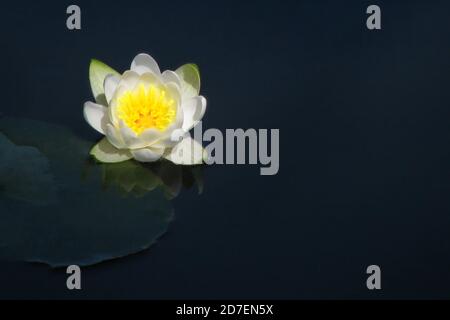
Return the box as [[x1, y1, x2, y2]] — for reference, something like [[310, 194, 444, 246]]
[[0, 117, 173, 267], [0, 133, 57, 206]]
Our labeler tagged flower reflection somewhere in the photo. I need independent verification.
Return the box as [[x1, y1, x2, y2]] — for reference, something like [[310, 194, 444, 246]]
[[88, 158, 204, 199]]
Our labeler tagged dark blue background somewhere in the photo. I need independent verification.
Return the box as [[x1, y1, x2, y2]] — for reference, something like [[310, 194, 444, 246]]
[[1, 0, 450, 299]]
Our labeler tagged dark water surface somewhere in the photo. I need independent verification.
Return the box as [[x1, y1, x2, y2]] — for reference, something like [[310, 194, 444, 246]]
[[1, 1, 450, 298]]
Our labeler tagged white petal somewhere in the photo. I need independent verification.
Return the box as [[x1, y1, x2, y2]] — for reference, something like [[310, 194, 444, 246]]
[[130, 53, 161, 76], [118, 121, 160, 149], [139, 128, 165, 146], [166, 81, 181, 106], [182, 96, 207, 131], [104, 74, 120, 104], [139, 72, 163, 88], [155, 128, 188, 148], [119, 70, 140, 90], [90, 138, 132, 163], [131, 146, 165, 162], [105, 124, 125, 149], [119, 121, 142, 149], [108, 85, 129, 125], [164, 136, 206, 165], [162, 70, 182, 88], [83, 101, 108, 134]]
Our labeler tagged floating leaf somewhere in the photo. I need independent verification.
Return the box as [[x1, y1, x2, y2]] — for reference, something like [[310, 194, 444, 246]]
[[0, 133, 57, 206], [0, 117, 172, 267]]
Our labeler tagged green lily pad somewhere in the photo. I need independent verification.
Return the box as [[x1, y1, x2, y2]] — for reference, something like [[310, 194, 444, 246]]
[[0, 117, 173, 267], [0, 133, 57, 206]]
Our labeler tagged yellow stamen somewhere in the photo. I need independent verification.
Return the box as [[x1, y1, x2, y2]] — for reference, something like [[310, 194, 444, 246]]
[[116, 84, 176, 135]]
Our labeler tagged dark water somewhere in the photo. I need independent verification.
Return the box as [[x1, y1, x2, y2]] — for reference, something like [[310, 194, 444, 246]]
[[1, 0, 450, 299]]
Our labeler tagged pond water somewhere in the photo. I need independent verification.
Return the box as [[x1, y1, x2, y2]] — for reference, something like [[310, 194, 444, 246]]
[[2, 0, 450, 299]]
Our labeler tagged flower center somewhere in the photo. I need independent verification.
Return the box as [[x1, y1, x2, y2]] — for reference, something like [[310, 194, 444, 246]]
[[116, 84, 176, 135]]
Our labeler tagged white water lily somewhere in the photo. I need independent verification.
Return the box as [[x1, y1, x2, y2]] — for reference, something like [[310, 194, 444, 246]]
[[83, 53, 207, 164]]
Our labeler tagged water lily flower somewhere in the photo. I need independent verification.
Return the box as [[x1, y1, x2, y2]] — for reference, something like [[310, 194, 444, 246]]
[[83, 53, 207, 164]]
